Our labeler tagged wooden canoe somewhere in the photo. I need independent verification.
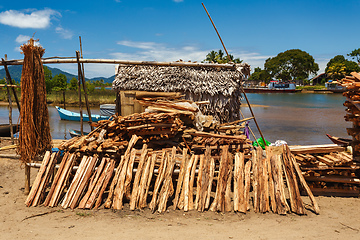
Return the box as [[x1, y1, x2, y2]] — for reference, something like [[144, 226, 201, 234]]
[[326, 134, 352, 146], [69, 129, 89, 138], [55, 106, 109, 122], [0, 124, 20, 137]]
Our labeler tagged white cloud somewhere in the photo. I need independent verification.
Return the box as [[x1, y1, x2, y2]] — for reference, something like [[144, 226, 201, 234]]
[[15, 34, 31, 44], [55, 26, 73, 39], [0, 9, 60, 29], [114, 40, 208, 62]]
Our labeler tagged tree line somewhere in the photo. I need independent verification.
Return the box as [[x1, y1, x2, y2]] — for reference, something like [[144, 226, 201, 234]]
[[203, 49, 360, 85]]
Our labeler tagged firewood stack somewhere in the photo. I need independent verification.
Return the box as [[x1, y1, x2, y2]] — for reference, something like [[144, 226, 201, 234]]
[[25, 98, 320, 215], [291, 145, 360, 197], [339, 72, 360, 162]]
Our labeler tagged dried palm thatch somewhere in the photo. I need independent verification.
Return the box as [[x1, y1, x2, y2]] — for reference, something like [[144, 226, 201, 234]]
[[18, 39, 52, 163], [113, 63, 251, 123]]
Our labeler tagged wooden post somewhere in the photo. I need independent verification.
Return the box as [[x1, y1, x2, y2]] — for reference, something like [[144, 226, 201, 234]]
[[3, 56, 14, 144], [1, 57, 21, 113], [63, 91, 66, 109], [78, 37, 94, 131], [75, 51, 84, 135]]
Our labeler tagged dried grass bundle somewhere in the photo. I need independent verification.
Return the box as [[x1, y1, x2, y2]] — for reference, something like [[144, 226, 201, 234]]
[[18, 39, 52, 163]]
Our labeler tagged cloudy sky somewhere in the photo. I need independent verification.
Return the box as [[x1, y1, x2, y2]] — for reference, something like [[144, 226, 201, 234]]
[[0, 0, 359, 78]]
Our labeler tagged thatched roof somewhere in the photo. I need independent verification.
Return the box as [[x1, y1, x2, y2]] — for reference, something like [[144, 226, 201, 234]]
[[112, 63, 251, 97]]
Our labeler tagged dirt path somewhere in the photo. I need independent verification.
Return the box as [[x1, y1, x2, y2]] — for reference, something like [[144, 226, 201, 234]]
[[0, 143, 359, 239]]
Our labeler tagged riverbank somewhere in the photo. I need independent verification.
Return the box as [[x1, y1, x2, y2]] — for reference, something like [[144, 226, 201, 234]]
[[0, 139, 359, 239]]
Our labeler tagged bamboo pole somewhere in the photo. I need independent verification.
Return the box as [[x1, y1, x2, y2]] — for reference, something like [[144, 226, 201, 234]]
[[1, 57, 21, 113], [0, 58, 240, 69], [78, 38, 94, 131], [76, 51, 84, 135]]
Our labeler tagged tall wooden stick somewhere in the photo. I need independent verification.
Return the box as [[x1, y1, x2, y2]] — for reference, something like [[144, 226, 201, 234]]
[[75, 51, 84, 135], [202, 3, 267, 146], [1, 57, 21, 113]]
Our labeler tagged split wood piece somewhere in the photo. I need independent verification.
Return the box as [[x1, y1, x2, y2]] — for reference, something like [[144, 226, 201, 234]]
[[351, 72, 360, 81], [194, 154, 205, 210], [205, 156, 215, 210], [173, 148, 188, 210], [282, 146, 305, 215], [124, 145, 137, 201], [43, 152, 70, 206], [259, 148, 270, 213], [252, 148, 259, 213], [113, 148, 137, 210], [84, 158, 112, 209], [197, 146, 211, 212], [289, 145, 345, 155], [78, 157, 107, 209], [210, 145, 232, 212], [157, 146, 177, 213], [25, 151, 52, 207], [182, 154, 196, 212], [266, 147, 277, 213], [138, 152, 157, 209], [130, 144, 148, 210], [188, 155, 199, 211], [61, 155, 90, 208], [233, 152, 244, 212], [31, 152, 58, 207], [243, 160, 252, 212], [68, 155, 99, 209], [136, 100, 198, 112], [286, 150, 321, 214], [149, 149, 167, 212], [189, 131, 246, 141], [270, 154, 289, 215], [104, 156, 123, 209], [218, 116, 254, 127], [316, 156, 335, 166], [147, 106, 194, 116], [48, 153, 77, 207], [94, 159, 115, 209]]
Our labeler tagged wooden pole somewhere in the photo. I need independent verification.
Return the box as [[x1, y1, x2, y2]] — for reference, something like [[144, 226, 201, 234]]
[[78, 38, 94, 130], [1, 58, 21, 113], [75, 51, 84, 135], [202, 3, 232, 62], [201, 2, 267, 146]]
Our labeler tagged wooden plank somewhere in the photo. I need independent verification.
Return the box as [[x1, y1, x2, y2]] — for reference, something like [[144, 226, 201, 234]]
[[130, 144, 148, 210], [139, 153, 157, 209], [94, 159, 115, 209], [149, 149, 167, 212], [188, 155, 199, 211], [183, 154, 195, 212], [243, 160, 252, 212], [173, 148, 187, 210]]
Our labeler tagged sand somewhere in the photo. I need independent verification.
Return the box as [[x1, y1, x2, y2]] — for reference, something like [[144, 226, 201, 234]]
[[1, 140, 359, 240]]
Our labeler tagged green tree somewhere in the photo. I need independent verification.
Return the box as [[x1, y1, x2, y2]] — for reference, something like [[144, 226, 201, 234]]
[[204, 50, 243, 64], [327, 63, 346, 80], [325, 55, 360, 76], [248, 67, 272, 83], [52, 74, 67, 92], [264, 49, 319, 82], [348, 48, 360, 63], [44, 66, 53, 93], [69, 77, 78, 90]]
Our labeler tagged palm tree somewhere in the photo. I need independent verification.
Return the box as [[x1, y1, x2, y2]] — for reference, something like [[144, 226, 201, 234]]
[[327, 63, 346, 80], [205, 50, 217, 63]]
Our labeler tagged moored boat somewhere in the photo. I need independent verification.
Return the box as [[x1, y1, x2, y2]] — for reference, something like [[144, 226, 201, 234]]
[[243, 81, 301, 93], [326, 134, 352, 146], [55, 106, 110, 122], [100, 104, 116, 116], [0, 124, 20, 137], [69, 129, 89, 138]]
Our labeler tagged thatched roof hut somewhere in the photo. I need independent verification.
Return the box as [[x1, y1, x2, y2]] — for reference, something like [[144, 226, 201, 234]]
[[112, 62, 251, 123]]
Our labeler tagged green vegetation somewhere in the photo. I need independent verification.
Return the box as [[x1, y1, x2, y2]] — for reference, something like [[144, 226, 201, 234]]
[[203, 50, 242, 63]]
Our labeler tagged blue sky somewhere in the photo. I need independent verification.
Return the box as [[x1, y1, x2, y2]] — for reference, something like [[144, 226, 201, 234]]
[[0, 0, 359, 78]]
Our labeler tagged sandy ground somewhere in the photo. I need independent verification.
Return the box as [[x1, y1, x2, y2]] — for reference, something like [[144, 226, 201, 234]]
[[1, 140, 360, 240]]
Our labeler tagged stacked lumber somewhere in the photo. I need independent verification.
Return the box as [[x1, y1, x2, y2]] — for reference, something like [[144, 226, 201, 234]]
[[338, 72, 360, 162], [27, 142, 319, 215], [291, 145, 360, 197]]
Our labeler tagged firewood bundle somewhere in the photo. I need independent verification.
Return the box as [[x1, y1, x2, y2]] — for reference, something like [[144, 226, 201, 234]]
[[26, 140, 320, 215], [291, 145, 360, 197], [338, 72, 360, 162]]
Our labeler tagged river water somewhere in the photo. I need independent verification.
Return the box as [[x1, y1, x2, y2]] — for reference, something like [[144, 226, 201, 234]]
[[0, 93, 350, 145]]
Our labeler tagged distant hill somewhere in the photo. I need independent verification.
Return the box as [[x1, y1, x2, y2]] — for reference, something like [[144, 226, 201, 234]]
[[0, 65, 115, 84]]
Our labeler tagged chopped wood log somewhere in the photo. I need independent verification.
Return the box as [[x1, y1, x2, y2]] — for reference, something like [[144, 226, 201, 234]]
[[259, 152, 270, 213], [205, 155, 215, 210], [137, 151, 153, 209], [252, 148, 259, 212], [266, 148, 276, 213], [149, 149, 167, 212], [194, 154, 205, 210], [183, 154, 195, 212], [243, 160, 252, 212], [188, 155, 199, 211], [189, 131, 246, 141], [173, 148, 188, 210], [104, 156, 123, 209], [157, 146, 177, 213], [198, 146, 211, 212], [25, 151, 52, 207], [94, 159, 115, 209], [270, 154, 289, 215], [130, 144, 148, 210]]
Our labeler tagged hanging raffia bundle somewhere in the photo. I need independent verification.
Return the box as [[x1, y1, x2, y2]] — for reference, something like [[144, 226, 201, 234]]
[[18, 39, 52, 163]]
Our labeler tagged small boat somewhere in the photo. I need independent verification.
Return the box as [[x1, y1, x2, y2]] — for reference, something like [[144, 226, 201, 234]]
[[55, 106, 110, 122], [326, 134, 352, 146], [100, 104, 116, 116], [325, 80, 347, 93], [69, 129, 89, 138], [0, 124, 20, 137], [243, 81, 301, 93]]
